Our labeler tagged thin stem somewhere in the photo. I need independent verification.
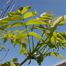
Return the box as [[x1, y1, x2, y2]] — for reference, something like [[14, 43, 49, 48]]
[[31, 25, 34, 51], [40, 45, 47, 53], [43, 48, 50, 56], [32, 31, 44, 53], [19, 57, 28, 66], [32, 36, 34, 50], [25, 25, 31, 52]]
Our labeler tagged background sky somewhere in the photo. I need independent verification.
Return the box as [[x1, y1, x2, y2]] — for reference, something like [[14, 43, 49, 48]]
[[0, 0, 66, 66]]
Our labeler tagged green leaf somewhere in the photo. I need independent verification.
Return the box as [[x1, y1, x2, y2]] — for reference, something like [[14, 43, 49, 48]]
[[50, 52, 59, 58], [9, 33, 19, 46], [0, 46, 6, 50], [19, 30, 27, 38], [50, 52, 64, 59], [23, 11, 37, 19], [32, 10, 37, 16], [8, 15, 24, 21], [58, 21, 65, 26], [63, 44, 66, 47], [13, 30, 19, 34], [18, 6, 31, 14], [0, 25, 8, 30], [0, 17, 8, 24], [40, 12, 52, 17], [40, 12, 53, 21], [50, 52, 55, 56], [51, 36, 56, 44], [8, 12, 20, 17], [8, 22, 24, 28], [57, 32, 66, 40], [60, 32, 66, 39], [20, 46, 27, 55], [12, 58, 18, 63], [0, 15, 24, 23], [29, 32, 43, 40], [7, 30, 12, 38], [51, 32, 57, 44], [51, 16, 64, 27], [3, 34, 8, 43], [26, 19, 47, 25], [10, 62, 16, 66], [59, 54, 64, 59]]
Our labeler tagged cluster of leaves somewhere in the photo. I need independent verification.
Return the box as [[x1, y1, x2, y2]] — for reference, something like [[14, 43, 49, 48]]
[[0, 6, 66, 66], [0, 58, 19, 66]]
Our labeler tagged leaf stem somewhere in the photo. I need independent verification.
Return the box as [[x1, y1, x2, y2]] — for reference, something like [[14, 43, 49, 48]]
[[25, 25, 31, 52], [31, 25, 34, 51], [19, 57, 29, 66]]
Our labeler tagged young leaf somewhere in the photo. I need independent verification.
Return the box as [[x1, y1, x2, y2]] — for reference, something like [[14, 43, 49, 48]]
[[0, 46, 6, 50], [26, 19, 47, 25], [50, 52, 59, 58], [0, 15, 24, 24], [51, 16, 64, 28], [51, 36, 56, 44], [40, 12, 53, 21], [24, 10, 37, 19], [18, 6, 31, 14], [57, 33, 66, 40], [8, 12, 20, 17], [58, 21, 65, 26], [0, 16, 8, 23], [8, 22, 24, 28], [60, 32, 66, 39], [29, 32, 43, 41], [10, 61, 16, 66], [12, 58, 18, 63], [7, 30, 13, 38], [20, 46, 27, 55], [51, 32, 57, 44], [40, 12, 52, 17], [3, 34, 8, 43], [59, 54, 64, 59]]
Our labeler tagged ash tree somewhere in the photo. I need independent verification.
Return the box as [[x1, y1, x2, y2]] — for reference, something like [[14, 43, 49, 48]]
[[0, 6, 66, 66]]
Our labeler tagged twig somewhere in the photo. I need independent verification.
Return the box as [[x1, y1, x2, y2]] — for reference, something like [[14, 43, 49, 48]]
[[19, 57, 28, 66]]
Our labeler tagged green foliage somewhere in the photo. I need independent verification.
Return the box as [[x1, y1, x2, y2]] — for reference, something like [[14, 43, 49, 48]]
[[0, 6, 66, 66], [20, 45, 27, 55], [18, 6, 31, 14], [0, 46, 6, 50], [29, 32, 43, 40], [26, 19, 47, 25], [23, 11, 37, 19], [0, 58, 19, 66]]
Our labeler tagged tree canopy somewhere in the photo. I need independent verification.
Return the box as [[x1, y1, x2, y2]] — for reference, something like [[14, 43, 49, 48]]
[[0, 6, 66, 66]]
